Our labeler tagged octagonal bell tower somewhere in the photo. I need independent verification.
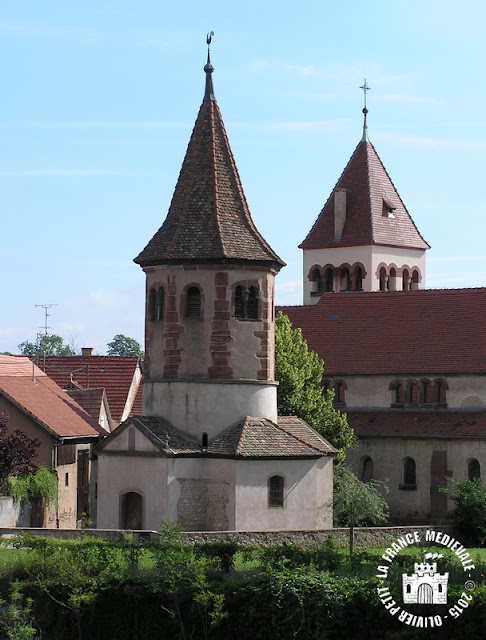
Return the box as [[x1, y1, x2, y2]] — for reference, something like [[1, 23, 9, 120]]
[[134, 40, 285, 442]]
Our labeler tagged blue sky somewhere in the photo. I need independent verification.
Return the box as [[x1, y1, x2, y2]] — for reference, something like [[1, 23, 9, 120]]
[[2, 1, 486, 354]]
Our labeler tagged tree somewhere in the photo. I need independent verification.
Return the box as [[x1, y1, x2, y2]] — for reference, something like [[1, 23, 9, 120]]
[[333, 464, 389, 554], [0, 413, 40, 487], [106, 334, 144, 358], [18, 334, 75, 357], [440, 478, 486, 545], [274, 311, 354, 462]]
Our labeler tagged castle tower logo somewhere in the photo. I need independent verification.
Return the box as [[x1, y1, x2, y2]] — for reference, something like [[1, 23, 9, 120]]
[[376, 529, 476, 630], [402, 552, 449, 604]]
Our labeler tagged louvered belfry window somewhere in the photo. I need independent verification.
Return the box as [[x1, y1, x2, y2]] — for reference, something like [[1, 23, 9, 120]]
[[235, 285, 258, 320], [186, 286, 201, 317]]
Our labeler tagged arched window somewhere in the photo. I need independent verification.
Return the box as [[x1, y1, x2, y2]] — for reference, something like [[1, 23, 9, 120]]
[[186, 287, 201, 317], [235, 285, 258, 320], [202, 432, 208, 449], [388, 267, 397, 291], [435, 380, 447, 405], [156, 287, 164, 320], [396, 384, 405, 404], [312, 268, 323, 294], [403, 458, 416, 487], [341, 267, 352, 291], [361, 457, 374, 482], [412, 270, 419, 289], [149, 288, 157, 321], [402, 269, 410, 291], [409, 383, 420, 405], [355, 266, 363, 292], [324, 268, 334, 292], [379, 267, 387, 291], [334, 381, 346, 406], [422, 380, 432, 404], [121, 492, 143, 530], [268, 475, 284, 507], [468, 459, 481, 481]]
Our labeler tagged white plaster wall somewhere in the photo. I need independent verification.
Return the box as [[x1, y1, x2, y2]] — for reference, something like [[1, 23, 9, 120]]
[[347, 438, 486, 522], [143, 380, 278, 439], [96, 453, 168, 530], [302, 246, 426, 303], [234, 457, 333, 530], [342, 374, 486, 410]]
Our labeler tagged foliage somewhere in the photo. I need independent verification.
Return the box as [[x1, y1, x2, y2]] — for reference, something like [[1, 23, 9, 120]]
[[440, 477, 486, 545], [17, 334, 75, 357], [333, 464, 388, 554], [194, 542, 240, 573], [274, 312, 355, 462], [8, 467, 58, 508], [0, 414, 39, 488], [106, 334, 144, 358], [0, 582, 38, 640]]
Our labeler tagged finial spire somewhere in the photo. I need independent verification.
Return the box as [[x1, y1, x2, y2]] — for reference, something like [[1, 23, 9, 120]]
[[359, 78, 370, 142], [204, 31, 215, 101]]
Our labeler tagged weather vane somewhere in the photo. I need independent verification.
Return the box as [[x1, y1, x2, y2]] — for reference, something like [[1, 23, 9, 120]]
[[360, 78, 371, 113], [207, 31, 214, 49]]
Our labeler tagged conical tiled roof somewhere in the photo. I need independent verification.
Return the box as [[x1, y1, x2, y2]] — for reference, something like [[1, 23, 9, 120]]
[[300, 136, 430, 251], [135, 57, 284, 269]]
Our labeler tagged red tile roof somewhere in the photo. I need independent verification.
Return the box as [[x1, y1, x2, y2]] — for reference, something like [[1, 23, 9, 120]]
[[134, 63, 284, 269], [41, 356, 142, 424], [99, 415, 335, 458], [300, 139, 429, 251], [279, 288, 486, 375], [348, 409, 486, 439], [0, 356, 101, 438]]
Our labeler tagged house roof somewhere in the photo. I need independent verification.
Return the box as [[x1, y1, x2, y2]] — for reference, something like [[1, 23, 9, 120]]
[[0, 355, 102, 438], [348, 409, 486, 439], [65, 388, 112, 432], [98, 414, 335, 458], [134, 53, 284, 270], [41, 355, 142, 424], [299, 135, 429, 252], [279, 288, 486, 376]]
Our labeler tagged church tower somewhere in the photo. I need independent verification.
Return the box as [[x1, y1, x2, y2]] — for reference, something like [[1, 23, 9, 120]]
[[300, 83, 430, 304], [134, 40, 285, 441]]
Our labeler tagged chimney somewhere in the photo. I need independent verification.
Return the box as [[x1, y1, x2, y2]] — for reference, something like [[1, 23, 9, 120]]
[[334, 188, 347, 240], [81, 348, 94, 357]]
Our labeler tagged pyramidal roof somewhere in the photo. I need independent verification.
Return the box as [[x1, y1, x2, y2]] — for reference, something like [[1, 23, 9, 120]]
[[135, 49, 284, 269], [299, 117, 430, 251]]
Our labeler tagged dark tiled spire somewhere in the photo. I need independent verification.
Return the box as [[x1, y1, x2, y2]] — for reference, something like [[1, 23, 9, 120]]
[[135, 41, 284, 270], [300, 124, 429, 251]]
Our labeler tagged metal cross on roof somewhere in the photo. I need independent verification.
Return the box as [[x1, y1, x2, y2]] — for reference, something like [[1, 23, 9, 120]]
[[360, 78, 371, 112]]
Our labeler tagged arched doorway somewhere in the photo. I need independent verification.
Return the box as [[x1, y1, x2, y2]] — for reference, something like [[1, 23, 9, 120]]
[[417, 583, 433, 604], [121, 492, 143, 530]]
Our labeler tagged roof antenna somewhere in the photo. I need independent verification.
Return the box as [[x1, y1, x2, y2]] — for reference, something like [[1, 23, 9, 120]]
[[359, 78, 370, 142], [204, 31, 215, 102]]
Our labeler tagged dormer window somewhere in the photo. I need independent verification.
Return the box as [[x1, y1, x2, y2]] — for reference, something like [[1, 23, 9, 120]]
[[383, 198, 396, 218]]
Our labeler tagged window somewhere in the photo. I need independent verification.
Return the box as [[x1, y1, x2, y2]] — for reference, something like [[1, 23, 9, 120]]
[[235, 285, 258, 320], [156, 287, 164, 320], [435, 380, 447, 405], [341, 267, 352, 291], [402, 457, 416, 488], [64, 472, 69, 488], [396, 384, 405, 404], [402, 269, 410, 291], [186, 287, 201, 317], [202, 432, 208, 448], [379, 267, 387, 291], [324, 268, 334, 292], [335, 381, 346, 405], [361, 457, 374, 482], [355, 266, 363, 291], [268, 475, 284, 507], [312, 268, 323, 294], [409, 383, 420, 405], [468, 458, 481, 481], [149, 288, 157, 321]]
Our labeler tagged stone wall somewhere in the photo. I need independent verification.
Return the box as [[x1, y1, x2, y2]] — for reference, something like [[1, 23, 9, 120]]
[[0, 525, 456, 548]]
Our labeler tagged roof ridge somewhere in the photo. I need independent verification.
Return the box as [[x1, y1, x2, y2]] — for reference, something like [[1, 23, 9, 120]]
[[235, 415, 250, 455], [273, 416, 326, 454]]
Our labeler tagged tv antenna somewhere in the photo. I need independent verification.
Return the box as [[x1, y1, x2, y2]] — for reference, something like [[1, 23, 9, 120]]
[[35, 303, 58, 336]]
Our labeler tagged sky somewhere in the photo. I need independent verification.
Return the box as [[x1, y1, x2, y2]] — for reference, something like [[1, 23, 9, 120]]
[[2, 0, 486, 354]]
